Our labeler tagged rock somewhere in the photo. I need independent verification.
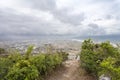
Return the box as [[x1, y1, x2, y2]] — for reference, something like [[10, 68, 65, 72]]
[[76, 55, 80, 60], [99, 74, 111, 80]]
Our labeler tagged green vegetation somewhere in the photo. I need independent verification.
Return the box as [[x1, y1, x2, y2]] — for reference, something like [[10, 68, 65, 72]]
[[0, 46, 68, 80], [0, 48, 6, 54], [80, 39, 120, 80]]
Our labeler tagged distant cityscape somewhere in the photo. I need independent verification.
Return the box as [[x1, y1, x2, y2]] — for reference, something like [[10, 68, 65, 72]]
[[0, 40, 82, 55]]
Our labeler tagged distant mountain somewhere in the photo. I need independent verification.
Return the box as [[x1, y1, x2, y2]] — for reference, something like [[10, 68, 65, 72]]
[[75, 34, 120, 43]]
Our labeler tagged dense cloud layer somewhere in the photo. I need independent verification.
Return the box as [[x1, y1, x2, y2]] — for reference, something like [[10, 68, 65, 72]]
[[0, 0, 120, 39]]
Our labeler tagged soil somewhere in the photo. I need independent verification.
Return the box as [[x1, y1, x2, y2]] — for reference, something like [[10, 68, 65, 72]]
[[45, 59, 96, 80]]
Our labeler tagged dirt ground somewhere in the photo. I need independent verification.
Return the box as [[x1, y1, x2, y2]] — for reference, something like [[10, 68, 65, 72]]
[[45, 59, 96, 80]]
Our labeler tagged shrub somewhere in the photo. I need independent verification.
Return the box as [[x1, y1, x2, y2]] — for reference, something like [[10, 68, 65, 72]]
[[0, 45, 68, 80], [6, 60, 39, 80], [80, 39, 120, 79]]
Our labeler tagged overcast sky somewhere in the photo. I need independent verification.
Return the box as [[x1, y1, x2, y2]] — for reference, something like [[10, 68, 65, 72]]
[[0, 0, 120, 39]]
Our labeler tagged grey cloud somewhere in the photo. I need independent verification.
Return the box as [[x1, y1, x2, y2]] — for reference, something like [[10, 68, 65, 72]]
[[105, 15, 114, 19], [16, 0, 85, 26], [105, 1, 120, 18], [94, 18, 103, 21], [0, 0, 120, 40], [104, 14, 119, 20], [20, 0, 56, 11], [92, 0, 115, 3], [0, 9, 60, 36], [52, 9, 85, 25], [22, 0, 86, 26], [116, 16, 120, 20], [87, 23, 105, 35], [88, 23, 99, 29]]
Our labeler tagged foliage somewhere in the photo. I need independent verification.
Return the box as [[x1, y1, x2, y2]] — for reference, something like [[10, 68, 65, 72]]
[[0, 52, 22, 80], [0, 58, 13, 80], [80, 39, 99, 75], [25, 45, 34, 60], [80, 39, 120, 79], [0, 46, 68, 80], [6, 60, 39, 80], [0, 48, 6, 54], [100, 57, 120, 80], [30, 54, 46, 76]]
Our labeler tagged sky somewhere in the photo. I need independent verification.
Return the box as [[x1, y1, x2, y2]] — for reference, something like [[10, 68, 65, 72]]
[[0, 0, 120, 40]]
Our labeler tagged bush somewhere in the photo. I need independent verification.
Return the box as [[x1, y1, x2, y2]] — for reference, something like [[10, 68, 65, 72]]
[[0, 58, 13, 80], [100, 57, 120, 80], [0, 52, 21, 80], [80, 39, 120, 79], [30, 54, 46, 76], [0, 46, 68, 80], [6, 60, 39, 80]]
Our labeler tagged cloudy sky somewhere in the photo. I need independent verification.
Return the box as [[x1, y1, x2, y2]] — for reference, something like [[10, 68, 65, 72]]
[[0, 0, 120, 40]]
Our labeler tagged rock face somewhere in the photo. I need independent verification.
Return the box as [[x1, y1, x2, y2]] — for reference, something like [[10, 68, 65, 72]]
[[99, 74, 111, 80]]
